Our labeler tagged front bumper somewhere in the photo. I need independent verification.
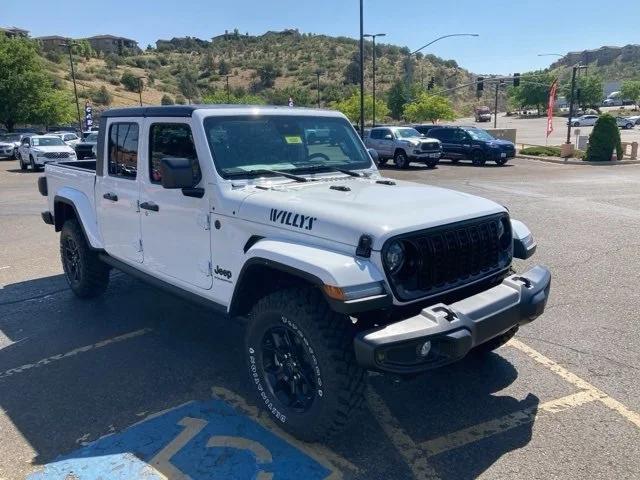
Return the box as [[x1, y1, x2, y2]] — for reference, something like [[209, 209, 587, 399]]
[[410, 151, 442, 162], [488, 149, 516, 160], [354, 265, 551, 374]]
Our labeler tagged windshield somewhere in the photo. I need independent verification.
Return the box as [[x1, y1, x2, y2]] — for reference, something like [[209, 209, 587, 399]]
[[394, 128, 421, 138], [466, 129, 495, 141], [32, 137, 65, 146], [204, 115, 372, 178], [85, 133, 98, 142], [0, 134, 21, 142]]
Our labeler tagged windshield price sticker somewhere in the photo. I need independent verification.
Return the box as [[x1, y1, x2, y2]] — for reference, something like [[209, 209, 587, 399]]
[[284, 135, 303, 144]]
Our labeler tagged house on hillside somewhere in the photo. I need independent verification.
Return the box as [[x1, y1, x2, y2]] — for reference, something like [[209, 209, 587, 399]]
[[36, 35, 67, 51], [0, 26, 29, 38], [84, 35, 140, 55]]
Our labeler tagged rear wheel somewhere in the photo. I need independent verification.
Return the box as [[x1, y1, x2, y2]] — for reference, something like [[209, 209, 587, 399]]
[[573, 121, 580, 127], [19, 154, 27, 171], [394, 150, 410, 169], [246, 287, 365, 442], [471, 150, 486, 166], [60, 219, 110, 298]]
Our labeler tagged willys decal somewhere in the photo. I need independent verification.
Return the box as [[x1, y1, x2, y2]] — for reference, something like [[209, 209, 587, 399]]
[[269, 209, 317, 231]]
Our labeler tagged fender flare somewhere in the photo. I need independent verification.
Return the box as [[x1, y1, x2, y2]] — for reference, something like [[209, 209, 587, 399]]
[[511, 219, 537, 259], [54, 189, 103, 250]]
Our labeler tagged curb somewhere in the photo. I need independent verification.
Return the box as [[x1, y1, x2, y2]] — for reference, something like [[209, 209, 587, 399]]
[[516, 154, 640, 166]]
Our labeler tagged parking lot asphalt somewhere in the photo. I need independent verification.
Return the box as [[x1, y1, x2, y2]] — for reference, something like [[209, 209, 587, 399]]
[[1, 156, 639, 479]]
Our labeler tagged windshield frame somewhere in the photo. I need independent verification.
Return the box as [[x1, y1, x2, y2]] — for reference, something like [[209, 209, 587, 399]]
[[203, 114, 373, 180], [32, 137, 65, 147], [394, 127, 422, 139]]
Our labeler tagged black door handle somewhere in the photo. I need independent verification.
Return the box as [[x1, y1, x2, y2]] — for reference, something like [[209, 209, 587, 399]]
[[140, 201, 159, 212], [103, 192, 118, 201]]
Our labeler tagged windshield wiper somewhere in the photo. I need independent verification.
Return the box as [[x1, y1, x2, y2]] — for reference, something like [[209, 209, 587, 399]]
[[224, 168, 309, 182], [290, 164, 362, 177]]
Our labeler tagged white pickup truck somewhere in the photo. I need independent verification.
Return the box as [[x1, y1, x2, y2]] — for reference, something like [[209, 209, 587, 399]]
[[39, 105, 550, 442]]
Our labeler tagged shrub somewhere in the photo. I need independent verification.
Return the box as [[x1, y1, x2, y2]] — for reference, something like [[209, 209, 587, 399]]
[[120, 71, 140, 92], [91, 86, 112, 106], [519, 146, 562, 157], [161, 94, 174, 105], [585, 114, 623, 161], [175, 94, 187, 105]]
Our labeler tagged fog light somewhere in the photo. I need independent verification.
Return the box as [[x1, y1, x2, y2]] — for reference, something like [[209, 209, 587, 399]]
[[419, 341, 432, 357]]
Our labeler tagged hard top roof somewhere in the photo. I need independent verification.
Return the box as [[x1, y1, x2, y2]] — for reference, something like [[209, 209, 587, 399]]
[[101, 104, 343, 119]]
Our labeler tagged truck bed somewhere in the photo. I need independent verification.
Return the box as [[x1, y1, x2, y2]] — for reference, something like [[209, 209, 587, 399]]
[[51, 160, 97, 172]]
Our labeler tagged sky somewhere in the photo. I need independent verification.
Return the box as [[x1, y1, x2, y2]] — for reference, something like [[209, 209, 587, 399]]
[[2, 0, 639, 74]]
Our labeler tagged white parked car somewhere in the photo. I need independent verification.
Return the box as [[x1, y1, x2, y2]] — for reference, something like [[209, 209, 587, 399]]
[[0, 133, 30, 159], [616, 117, 635, 130], [51, 132, 81, 147], [626, 115, 640, 126], [567, 115, 599, 127], [18, 135, 77, 171]]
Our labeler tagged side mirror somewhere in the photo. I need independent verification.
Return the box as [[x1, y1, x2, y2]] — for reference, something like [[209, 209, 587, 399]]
[[160, 157, 197, 189], [383, 134, 393, 140], [367, 148, 380, 165]]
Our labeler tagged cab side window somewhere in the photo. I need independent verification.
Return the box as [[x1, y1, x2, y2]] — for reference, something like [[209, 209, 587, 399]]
[[108, 123, 139, 179], [452, 129, 468, 142], [149, 123, 200, 185]]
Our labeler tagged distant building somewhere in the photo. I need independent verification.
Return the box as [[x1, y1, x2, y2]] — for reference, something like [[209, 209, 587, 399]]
[[84, 34, 140, 54], [0, 26, 29, 38], [36, 35, 67, 51]]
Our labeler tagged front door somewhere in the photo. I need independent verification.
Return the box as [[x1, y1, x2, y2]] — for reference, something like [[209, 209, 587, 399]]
[[139, 120, 212, 290], [97, 119, 143, 263]]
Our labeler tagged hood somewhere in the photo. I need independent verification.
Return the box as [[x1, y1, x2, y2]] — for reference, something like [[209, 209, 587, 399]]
[[32, 145, 75, 153], [0, 142, 16, 148], [237, 176, 505, 250], [400, 137, 441, 147], [487, 139, 514, 147]]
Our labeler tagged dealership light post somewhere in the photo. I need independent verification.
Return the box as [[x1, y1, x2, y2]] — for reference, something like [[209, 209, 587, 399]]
[[364, 33, 386, 127], [60, 41, 83, 133]]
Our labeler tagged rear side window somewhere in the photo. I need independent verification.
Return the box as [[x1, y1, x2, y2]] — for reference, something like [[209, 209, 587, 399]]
[[429, 128, 452, 141], [148, 123, 200, 184], [108, 122, 139, 179], [370, 129, 383, 139]]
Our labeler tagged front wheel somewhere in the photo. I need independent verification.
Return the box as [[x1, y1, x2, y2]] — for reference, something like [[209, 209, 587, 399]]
[[471, 150, 486, 166], [246, 287, 365, 442], [495, 157, 509, 166], [19, 154, 27, 171], [426, 159, 439, 169], [60, 219, 110, 298], [394, 150, 410, 169]]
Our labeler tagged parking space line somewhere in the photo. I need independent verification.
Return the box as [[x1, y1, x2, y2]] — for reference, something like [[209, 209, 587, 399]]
[[366, 388, 440, 480], [509, 339, 640, 429], [419, 390, 601, 458], [0, 328, 152, 380]]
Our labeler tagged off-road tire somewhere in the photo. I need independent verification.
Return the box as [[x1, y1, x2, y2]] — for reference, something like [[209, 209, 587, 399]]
[[19, 155, 27, 170], [377, 157, 388, 167], [60, 219, 110, 298], [426, 159, 439, 169], [471, 150, 486, 166], [472, 326, 519, 355], [245, 287, 366, 442], [394, 150, 410, 169], [495, 157, 509, 166]]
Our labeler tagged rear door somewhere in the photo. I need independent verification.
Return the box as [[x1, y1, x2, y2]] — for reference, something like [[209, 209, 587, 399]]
[[452, 128, 472, 157], [96, 119, 143, 263], [139, 120, 212, 289], [430, 128, 457, 158]]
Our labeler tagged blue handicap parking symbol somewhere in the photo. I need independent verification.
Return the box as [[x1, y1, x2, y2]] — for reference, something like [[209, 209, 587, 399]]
[[29, 399, 332, 479]]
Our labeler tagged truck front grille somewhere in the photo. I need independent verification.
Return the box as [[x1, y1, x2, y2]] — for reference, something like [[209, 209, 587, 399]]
[[384, 214, 512, 302], [43, 152, 70, 159], [421, 142, 440, 151]]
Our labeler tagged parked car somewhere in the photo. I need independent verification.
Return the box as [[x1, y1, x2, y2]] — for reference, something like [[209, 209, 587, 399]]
[[38, 104, 550, 442], [625, 115, 640, 126], [474, 106, 492, 122], [419, 125, 515, 166], [567, 115, 599, 127], [18, 135, 77, 171], [51, 131, 82, 147], [75, 132, 99, 159], [0, 132, 29, 159], [616, 117, 635, 130], [364, 126, 442, 169]]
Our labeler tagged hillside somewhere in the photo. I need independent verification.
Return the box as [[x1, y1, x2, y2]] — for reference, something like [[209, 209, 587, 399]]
[[548, 44, 640, 83], [38, 29, 484, 119]]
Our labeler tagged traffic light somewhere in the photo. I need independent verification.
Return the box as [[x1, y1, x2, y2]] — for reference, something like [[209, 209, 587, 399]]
[[513, 73, 521, 87], [427, 77, 435, 90], [476, 77, 484, 92]]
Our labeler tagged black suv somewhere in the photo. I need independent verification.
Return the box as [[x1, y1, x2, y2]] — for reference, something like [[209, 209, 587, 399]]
[[413, 125, 515, 166]]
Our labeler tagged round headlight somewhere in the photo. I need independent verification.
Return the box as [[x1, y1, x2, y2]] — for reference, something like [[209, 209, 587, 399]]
[[384, 241, 405, 274], [498, 217, 511, 249]]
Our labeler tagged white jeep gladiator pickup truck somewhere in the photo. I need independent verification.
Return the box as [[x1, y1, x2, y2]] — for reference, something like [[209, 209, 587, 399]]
[[38, 105, 550, 441]]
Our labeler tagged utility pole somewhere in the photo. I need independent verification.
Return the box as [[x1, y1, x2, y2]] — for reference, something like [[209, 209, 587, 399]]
[[225, 75, 231, 103], [566, 65, 587, 144], [359, 0, 365, 136], [136, 77, 145, 106], [493, 81, 500, 128], [60, 41, 82, 133], [315, 70, 324, 108], [364, 33, 386, 127]]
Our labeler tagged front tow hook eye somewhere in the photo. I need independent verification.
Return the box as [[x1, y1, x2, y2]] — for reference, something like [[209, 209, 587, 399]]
[[513, 276, 533, 288], [433, 306, 457, 322]]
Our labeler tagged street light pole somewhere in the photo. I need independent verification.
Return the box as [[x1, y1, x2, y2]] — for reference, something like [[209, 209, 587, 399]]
[[359, 0, 365, 136], [566, 65, 587, 145], [364, 33, 386, 127], [410, 33, 479, 56], [315, 70, 324, 108], [225, 75, 231, 103], [60, 41, 82, 133], [136, 77, 145, 106]]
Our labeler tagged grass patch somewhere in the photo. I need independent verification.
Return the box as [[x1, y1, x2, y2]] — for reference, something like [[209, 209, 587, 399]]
[[520, 146, 562, 157]]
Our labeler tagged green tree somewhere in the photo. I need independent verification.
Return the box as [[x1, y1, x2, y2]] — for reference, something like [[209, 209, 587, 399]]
[[403, 93, 456, 123], [508, 70, 555, 114], [120, 70, 139, 92], [33, 90, 75, 128], [330, 91, 389, 124], [386, 79, 410, 120], [0, 35, 68, 131], [161, 94, 175, 105], [562, 75, 603, 109], [202, 90, 265, 105], [175, 94, 187, 105], [177, 68, 200, 102], [104, 53, 120, 70], [218, 59, 230, 76], [266, 86, 312, 106], [585, 114, 623, 161], [91, 86, 112, 106], [257, 61, 280, 88], [621, 80, 640, 108]]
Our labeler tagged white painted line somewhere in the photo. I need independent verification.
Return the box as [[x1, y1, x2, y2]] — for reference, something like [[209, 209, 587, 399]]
[[366, 388, 441, 480], [420, 390, 601, 458], [0, 329, 152, 380], [509, 338, 640, 429], [0, 266, 11, 270]]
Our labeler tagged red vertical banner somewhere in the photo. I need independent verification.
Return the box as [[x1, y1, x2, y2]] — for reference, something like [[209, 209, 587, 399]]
[[546, 79, 558, 137]]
